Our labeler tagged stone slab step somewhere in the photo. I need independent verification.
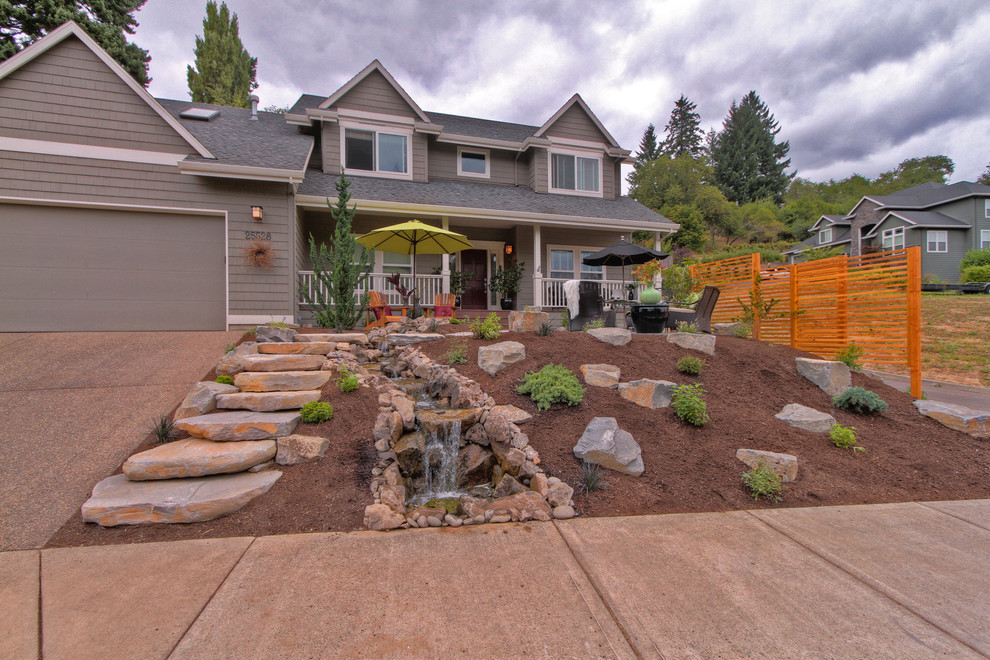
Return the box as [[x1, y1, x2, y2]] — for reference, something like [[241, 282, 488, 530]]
[[914, 400, 990, 437], [295, 333, 368, 344], [216, 390, 321, 412], [81, 471, 281, 526], [240, 354, 326, 372], [176, 411, 300, 441], [257, 342, 335, 355], [123, 439, 276, 481], [234, 371, 332, 392]]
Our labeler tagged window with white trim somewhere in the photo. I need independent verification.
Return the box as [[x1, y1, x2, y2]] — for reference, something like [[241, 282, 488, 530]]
[[381, 251, 412, 274], [580, 251, 603, 280], [819, 228, 832, 244], [926, 230, 947, 253], [985, 199, 990, 218], [550, 152, 600, 194], [881, 226, 905, 250], [550, 249, 574, 279], [981, 229, 990, 249], [457, 147, 489, 178], [342, 126, 410, 176]]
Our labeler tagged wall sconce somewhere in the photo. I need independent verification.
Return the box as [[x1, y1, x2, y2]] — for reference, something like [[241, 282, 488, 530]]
[[505, 244, 513, 255], [251, 206, 264, 221]]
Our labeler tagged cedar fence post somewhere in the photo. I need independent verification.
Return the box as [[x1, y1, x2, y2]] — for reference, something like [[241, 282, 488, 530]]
[[906, 246, 922, 398]]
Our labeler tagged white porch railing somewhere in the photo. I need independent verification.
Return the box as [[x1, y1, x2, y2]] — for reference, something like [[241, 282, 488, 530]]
[[540, 278, 642, 308], [298, 271, 445, 307]]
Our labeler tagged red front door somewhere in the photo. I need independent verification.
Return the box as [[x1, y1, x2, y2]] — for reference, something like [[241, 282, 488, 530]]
[[460, 249, 488, 309]]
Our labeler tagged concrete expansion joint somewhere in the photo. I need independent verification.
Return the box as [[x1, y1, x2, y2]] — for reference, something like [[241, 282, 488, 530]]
[[916, 502, 990, 534]]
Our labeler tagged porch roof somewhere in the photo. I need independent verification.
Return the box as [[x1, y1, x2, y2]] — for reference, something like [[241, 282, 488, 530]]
[[297, 171, 677, 232]]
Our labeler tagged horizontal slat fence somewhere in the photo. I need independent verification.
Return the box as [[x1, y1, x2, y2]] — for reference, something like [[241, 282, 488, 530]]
[[690, 247, 921, 397]]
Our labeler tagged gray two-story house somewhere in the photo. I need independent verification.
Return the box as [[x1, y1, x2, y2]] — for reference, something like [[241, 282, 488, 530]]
[[0, 21, 676, 332]]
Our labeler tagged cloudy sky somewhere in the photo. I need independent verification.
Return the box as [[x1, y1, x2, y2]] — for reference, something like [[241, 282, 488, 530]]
[[133, 0, 990, 185]]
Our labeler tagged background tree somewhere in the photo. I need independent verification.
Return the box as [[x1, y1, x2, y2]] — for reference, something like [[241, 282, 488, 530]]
[[187, 1, 257, 107], [633, 124, 661, 168], [0, 0, 150, 85], [710, 91, 792, 204], [978, 162, 990, 186], [661, 95, 704, 158], [873, 155, 954, 191]]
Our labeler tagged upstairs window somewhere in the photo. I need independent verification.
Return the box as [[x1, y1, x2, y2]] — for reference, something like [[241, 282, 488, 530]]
[[985, 199, 990, 218], [881, 226, 905, 250], [819, 228, 832, 244], [981, 229, 990, 249], [457, 147, 489, 178], [551, 152, 600, 194], [343, 127, 409, 176], [926, 230, 947, 253]]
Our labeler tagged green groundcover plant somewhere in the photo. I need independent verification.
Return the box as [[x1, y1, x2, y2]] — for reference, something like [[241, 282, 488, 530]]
[[516, 364, 585, 411], [300, 401, 334, 423]]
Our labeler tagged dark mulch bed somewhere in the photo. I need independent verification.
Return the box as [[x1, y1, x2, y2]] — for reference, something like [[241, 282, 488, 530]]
[[47, 327, 989, 548]]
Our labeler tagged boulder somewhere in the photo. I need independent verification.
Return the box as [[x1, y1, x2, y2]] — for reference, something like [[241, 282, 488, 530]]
[[477, 341, 526, 376], [254, 325, 297, 343], [176, 411, 300, 442], [507, 310, 551, 332], [529, 472, 549, 496], [451, 379, 487, 408], [174, 381, 239, 420], [392, 396, 417, 432], [240, 354, 326, 372], [383, 461, 402, 486], [379, 484, 407, 514], [385, 333, 445, 346], [216, 390, 321, 412], [483, 413, 515, 446], [618, 379, 675, 409], [234, 371, 332, 392], [216, 342, 259, 378], [464, 422, 489, 446], [81, 471, 281, 526], [553, 505, 576, 520], [666, 332, 716, 356], [457, 444, 495, 488], [580, 364, 621, 388], [257, 342, 335, 355], [795, 358, 851, 397], [416, 408, 483, 436], [914, 400, 990, 438], [393, 431, 426, 476], [586, 327, 632, 346], [122, 439, 276, 480], [296, 333, 368, 344], [275, 434, 329, 465], [573, 417, 644, 476], [713, 322, 744, 336], [458, 490, 552, 522], [775, 403, 836, 433], [374, 411, 404, 445], [363, 503, 405, 531], [489, 405, 532, 425], [493, 474, 528, 498], [736, 449, 799, 482], [547, 481, 574, 508]]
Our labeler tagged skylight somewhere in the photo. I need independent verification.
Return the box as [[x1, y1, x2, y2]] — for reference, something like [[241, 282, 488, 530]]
[[179, 107, 220, 121]]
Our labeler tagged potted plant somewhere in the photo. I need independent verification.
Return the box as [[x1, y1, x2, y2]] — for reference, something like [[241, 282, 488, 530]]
[[632, 259, 665, 304], [448, 269, 471, 307], [629, 259, 667, 333], [489, 261, 525, 310]]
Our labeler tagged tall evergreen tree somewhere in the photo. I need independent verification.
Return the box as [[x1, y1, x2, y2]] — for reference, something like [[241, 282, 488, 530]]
[[710, 91, 793, 204], [187, 1, 257, 108], [0, 1, 150, 85], [661, 95, 704, 158], [633, 124, 661, 168]]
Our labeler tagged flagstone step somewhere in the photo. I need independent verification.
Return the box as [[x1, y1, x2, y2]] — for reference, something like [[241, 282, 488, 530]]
[[257, 342, 335, 355], [216, 390, 321, 412], [295, 333, 368, 344], [176, 411, 300, 441], [234, 370, 332, 392], [122, 439, 277, 481], [82, 471, 281, 526], [240, 354, 326, 372]]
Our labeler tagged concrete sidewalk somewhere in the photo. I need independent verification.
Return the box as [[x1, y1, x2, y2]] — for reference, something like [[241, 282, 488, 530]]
[[866, 369, 990, 412], [3, 499, 988, 659]]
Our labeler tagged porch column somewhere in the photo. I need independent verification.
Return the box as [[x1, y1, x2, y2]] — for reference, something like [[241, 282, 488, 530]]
[[533, 223, 543, 307], [441, 215, 450, 294], [653, 232, 664, 289]]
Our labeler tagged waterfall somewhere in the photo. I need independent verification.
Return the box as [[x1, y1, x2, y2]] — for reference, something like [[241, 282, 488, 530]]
[[421, 419, 461, 499]]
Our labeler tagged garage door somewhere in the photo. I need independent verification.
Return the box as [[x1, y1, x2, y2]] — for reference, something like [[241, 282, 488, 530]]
[[0, 203, 226, 331]]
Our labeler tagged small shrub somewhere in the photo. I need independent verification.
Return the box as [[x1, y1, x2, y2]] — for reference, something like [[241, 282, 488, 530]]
[[582, 318, 605, 331], [336, 367, 359, 393], [676, 355, 704, 375], [267, 321, 290, 328], [300, 401, 334, 423], [537, 320, 553, 336], [445, 341, 468, 364], [427, 318, 438, 332], [733, 322, 752, 338], [449, 317, 464, 325], [150, 413, 177, 444], [959, 247, 990, 276], [516, 364, 585, 411], [579, 463, 610, 493], [470, 312, 501, 340], [561, 308, 571, 330], [961, 264, 990, 283], [223, 343, 236, 354], [215, 375, 234, 385], [833, 386, 888, 414], [671, 383, 709, 426], [829, 423, 865, 452], [834, 343, 864, 372], [675, 320, 700, 333], [742, 461, 785, 502]]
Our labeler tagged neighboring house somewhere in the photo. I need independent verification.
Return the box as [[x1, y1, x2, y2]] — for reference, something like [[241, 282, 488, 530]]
[[783, 181, 990, 281], [0, 21, 676, 332]]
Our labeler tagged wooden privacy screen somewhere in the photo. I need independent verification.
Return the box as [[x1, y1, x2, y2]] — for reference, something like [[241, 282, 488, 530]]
[[689, 247, 922, 397]]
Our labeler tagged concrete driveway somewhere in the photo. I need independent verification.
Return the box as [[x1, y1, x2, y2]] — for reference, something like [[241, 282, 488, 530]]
[[0, 331, 241, 551]]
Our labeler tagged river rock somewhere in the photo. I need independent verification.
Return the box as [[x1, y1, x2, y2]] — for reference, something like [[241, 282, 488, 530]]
[[258, 342, 335, 355], [174, 381, 239, 420], [81, 471, 281, 526], [216, 390, 321, 412], [618, 379, 675, 409], [240, 354, 326, 372], [459, 490, 552, 522], [477, 341, 526, 376], [914, 400, 990, 438], [508, 310, 550, 332], [736, 449, 799, 482], [666, 332, 716, 355], [364, 503, 405, 531], [216, 342, 259, 378], [574, 417, 644, 476], [586, 327, 632, 346], [795, 358, 851, 397], [553, 505, 576, 520], [276, 434, 329, 465], [580, 364, 620, 388], [775, 403, 836, 433], [176, 411, 300, 441], [234, 370, 333, 392], [255, 325, 297, 343], [489, 404, 533, 425], [122, 439, 276, 480]]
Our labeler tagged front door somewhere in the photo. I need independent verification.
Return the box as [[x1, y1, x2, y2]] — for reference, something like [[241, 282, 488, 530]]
[[461, 249, 488, 309]]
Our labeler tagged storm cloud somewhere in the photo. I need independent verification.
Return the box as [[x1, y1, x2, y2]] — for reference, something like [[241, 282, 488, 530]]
[[133, 0, 990, 184]]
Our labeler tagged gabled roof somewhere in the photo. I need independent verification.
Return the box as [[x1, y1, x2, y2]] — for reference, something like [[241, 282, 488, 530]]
[[862, 210, 972, 238], [862, 181, 990, 210], [317, 60, 430, 123], [534, 94, 620, 148], [424, 111, 538, 143], [0, 21, 214, 159], [782, 226, 852, 254], [809, 214, 850, 231]]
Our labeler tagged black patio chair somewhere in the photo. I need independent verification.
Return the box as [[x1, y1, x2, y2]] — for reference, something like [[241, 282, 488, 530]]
[[666, 286, 720, 333], [568, 281, 606, 330]]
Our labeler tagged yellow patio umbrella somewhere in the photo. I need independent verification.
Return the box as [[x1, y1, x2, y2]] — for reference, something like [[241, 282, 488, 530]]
[[357, 220, 473, 316]]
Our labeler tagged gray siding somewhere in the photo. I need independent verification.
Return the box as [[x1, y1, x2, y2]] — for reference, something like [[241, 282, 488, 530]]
[[0, 36, 191, 153], [332, 70, 419, 119], [602, 156, 616, 199], [914, 227, 970, 283], [427, 141, 517, 185], [528, 148, 548, 193], [543, 104, 610, 143], [321, 121, 341, 175], [412, 133, 428, 182]]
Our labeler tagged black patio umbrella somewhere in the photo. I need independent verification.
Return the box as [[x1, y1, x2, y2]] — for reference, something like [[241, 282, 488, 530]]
[[581, 239, 669, 294]]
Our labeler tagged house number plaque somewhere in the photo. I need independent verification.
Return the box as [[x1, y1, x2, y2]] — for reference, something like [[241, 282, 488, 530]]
[[244, 231, 271, 240]]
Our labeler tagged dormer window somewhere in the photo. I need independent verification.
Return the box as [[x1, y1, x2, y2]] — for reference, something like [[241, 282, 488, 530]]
[[457, 147, 489, 178], [550, 151, 601, 196], [819, 228, 832, 244], [342, 124, 410, 178]]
